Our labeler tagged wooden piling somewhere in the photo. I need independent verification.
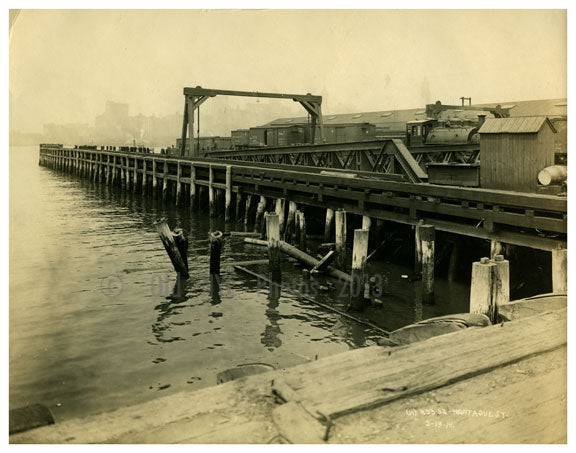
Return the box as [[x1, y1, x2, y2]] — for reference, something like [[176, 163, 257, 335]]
[[162, 162, 168, 201], [209, 166, 216, 218], [133, 161, 138, 193], [285, 201, 297, 244], [275, 199, 285, 236], [217, 189, 226, 216], [128, 163, 133, 190], [104, 161, 110, 185], [490, 240, 504, 259], [447, 238, 462, 283], [244, 194, 253, 226], [259, 210, 268, 239], [349, 229, 370, 311], [235, 191, 244, 222], [324, 208, 335, 243], [470, 257, 497, 321], [173, 228, 189, 273], [414, 219, 424, 276], [492, 254, 509, 320], [294, 210, 302, 248], [552, 248, 567, 293], [266, 213, 282, 282], [209, 231, 223, 277], [362, 216, 372, 231], [125, 160, 131, 189], [155, 219, 189, 278], [225, 165, 233, 222], [152, 160, 158, 196], [176, 162, 182, 206], [254, 196, 266, 232], [297, 211, 307, 252], [189, 165, 197, 210], [335, 209, 347, 270], [142, 159, 148, 195], [93, 156, 98, 182], [111, 156, 117, 186], [121, 158, 126, 189], [419, 224, 435, 304]]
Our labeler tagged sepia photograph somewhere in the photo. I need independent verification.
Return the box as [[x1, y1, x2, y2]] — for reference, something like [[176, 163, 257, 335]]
[[7, 4, 569, 445]]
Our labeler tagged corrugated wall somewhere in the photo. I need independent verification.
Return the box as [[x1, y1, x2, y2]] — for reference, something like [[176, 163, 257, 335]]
[[480, 126, 555, 192]]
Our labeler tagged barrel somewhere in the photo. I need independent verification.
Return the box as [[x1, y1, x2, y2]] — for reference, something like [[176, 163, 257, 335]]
[[538, 165, 567, 186]]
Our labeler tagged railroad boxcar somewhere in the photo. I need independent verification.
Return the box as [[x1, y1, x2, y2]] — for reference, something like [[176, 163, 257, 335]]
[[231, 129, 250, 149], [273, 124, 308, 146], [315, 122, 376, 144], [249, 127, 268, 147]]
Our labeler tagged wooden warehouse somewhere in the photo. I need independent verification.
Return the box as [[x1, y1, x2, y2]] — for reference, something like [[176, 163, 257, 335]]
[[479, 116, 557, 193]]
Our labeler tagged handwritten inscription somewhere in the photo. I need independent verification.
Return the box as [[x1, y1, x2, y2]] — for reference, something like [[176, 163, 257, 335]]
[[405, 407, 509, 429], [406, 408, 508, 418]]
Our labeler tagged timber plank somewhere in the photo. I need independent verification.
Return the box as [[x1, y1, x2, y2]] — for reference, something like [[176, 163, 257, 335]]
[[442, 367, 566, 443], [328, 348, 566, 444], [272, 402, 327, 443], [311, 250, 337, 272], [10, 378, 260, 444], [280, 309, 566, 419]]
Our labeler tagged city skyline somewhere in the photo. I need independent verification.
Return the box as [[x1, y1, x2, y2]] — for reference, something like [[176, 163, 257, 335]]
[[9, 10, 566, 138]]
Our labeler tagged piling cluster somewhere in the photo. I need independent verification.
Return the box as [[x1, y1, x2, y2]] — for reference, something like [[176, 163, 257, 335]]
[[39, 144, 568, 317]]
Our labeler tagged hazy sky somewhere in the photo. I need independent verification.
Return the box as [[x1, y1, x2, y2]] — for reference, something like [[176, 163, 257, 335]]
[[9, 9, 567, 133]]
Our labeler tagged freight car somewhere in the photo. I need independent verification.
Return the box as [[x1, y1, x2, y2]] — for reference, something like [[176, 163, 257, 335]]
[[231, 129, 250, 149], [313, 122, 376, 144], [247, 124, 309, 148], [230, 122, 377, 149]]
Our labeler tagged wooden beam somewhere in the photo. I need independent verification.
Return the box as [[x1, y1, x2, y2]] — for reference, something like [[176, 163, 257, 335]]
[[187, 97, 195, 157], [183, 87, 322, 104], [180, 99, 188, 157], [311, 250, 337, 274]]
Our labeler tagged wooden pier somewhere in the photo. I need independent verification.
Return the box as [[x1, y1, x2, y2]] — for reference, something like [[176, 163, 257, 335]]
[[38, 144, 567, 255]]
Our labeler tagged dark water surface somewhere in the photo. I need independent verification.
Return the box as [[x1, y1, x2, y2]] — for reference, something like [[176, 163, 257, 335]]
[[10, 146, 469, 422]]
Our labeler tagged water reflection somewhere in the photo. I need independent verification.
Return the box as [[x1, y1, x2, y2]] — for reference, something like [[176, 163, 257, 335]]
[[261, 283, 283, 351]]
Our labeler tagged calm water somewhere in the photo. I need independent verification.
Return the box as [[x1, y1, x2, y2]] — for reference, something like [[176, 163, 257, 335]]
[[9, 146, 469, 422]]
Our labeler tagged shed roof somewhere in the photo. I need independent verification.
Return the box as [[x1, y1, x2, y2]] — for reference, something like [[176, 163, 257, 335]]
[[479, 116, 557, 134], [261, 98, 567, 132]]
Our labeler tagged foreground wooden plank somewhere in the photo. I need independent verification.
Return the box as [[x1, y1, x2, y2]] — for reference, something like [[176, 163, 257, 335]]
[[272, 402, 326, 443], [9, 378, 270, 444], [280, 309, 566, 419], [329, 347, 566, 444]]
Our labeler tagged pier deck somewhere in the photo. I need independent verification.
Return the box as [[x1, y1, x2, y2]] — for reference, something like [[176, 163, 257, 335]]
[[39, 145, 567, 251], [10, 306, 566, 444]]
